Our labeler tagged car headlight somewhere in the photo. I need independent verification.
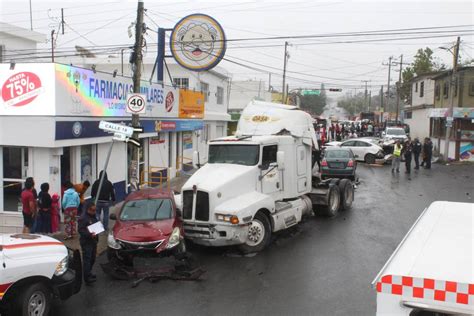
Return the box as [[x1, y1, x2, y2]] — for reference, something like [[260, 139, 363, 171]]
[[54, 255, 68, 276], [107, 232, 121, 249], [166, 227, 181, 249], [215, 213, 239, 224]]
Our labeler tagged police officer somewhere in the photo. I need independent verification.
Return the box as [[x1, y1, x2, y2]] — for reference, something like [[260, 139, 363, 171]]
[[78, 201, 99, 285], [412, 138, 422, 170], [403, 138, 413, 176]]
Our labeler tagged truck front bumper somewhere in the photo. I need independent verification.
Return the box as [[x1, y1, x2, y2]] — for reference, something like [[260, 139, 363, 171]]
[[52, 269, 77, 300], [183, 222, 249, 246]]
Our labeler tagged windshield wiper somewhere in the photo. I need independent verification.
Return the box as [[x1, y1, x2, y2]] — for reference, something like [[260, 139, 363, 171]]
[[153, 200, 165, 220]]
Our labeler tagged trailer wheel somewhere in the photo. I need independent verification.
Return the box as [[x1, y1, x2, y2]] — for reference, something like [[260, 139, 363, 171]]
[[17, 282, 51, 316], [319, 185, 341, 217], [338, 179, 354, 211], [239, 212, 271, 254]]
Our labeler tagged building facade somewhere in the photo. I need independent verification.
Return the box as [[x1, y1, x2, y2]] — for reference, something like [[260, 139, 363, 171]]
[[429, 67, 474, 161], [403, 73, 438, 140]]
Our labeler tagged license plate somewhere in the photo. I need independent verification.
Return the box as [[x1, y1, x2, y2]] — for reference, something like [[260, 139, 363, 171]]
[[329, 162, 344, 169]]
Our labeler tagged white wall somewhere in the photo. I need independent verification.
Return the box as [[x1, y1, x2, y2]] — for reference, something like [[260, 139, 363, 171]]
[[436, 139, 457, 161], [404, 108, 431, 140], [410, 78, 435, 106], [97, 141, 127, 185], [148, 132, 169, 168]]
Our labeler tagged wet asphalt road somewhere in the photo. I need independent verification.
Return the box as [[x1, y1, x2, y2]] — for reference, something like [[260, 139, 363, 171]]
[[53, 163, 473, 316]]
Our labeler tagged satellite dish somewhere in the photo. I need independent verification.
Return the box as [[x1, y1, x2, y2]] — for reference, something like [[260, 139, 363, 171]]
[[75, 45, 96, 58]]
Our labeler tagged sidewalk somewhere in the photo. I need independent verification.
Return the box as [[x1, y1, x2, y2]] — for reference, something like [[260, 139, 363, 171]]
[[54, 171, 194, 254]]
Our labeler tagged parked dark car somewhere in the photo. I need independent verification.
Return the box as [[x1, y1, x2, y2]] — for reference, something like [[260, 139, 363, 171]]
[[321, 147, 357, 181], [107, 188, 185, 266]]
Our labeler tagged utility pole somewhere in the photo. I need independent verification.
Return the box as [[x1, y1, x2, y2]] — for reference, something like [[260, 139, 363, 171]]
[[282, 41, 289, 103], [268, 73, 272, 92], [368, 91, 372, 111], [362, 80, 370, 111], [385, 56, 393, 117], [443, 36, 461, 162], [61, 8, 65, 35], [51, 30, 55, 62], [129, 0, 145, 192], [29, 0, 33, 30], [395, 54, 403, 123]]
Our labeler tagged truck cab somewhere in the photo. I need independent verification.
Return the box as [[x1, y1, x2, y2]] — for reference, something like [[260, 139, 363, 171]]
[[179, 101, 353, 253], [372, 201, 474, 315]]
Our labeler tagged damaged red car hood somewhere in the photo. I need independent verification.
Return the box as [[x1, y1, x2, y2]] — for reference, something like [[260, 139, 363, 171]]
[[113, 219, 174, 242]]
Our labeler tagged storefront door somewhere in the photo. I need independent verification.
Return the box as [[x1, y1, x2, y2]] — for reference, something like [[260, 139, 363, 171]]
[[1, 147, 29, 212]]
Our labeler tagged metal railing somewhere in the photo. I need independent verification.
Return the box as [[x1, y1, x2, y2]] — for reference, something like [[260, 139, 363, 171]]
[[139, 167, 170, 190]]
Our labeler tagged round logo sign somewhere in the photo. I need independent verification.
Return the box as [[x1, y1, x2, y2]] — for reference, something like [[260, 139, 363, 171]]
[[170, 14, 226, 71], [165, 92, 175, 112], [1, 72, 43, 107], [72, 122, 83, 137]]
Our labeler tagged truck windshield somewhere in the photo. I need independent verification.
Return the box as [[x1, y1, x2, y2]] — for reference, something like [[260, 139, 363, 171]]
[[387, 129, 405, 135], [208, 144, 259, 166], [120, 199, 173, 221]]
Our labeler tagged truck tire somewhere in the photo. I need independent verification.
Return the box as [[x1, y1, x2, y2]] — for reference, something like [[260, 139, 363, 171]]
[[239, 212, 272, 254], [319, 185, 341, 217], [17, 282, 51, 316], [338, 179, 354, 211], [365, 153, 376, 164]]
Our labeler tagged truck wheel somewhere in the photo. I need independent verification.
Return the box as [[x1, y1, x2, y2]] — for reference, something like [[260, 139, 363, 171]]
[[338, 179, 354, 211], [365, 153, 376, 164], [239, 212, 271, 254], [319, 185, 341, 217], [17, 282, 51, 316]]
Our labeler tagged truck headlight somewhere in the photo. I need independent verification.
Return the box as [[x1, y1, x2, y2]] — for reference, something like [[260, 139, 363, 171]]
[[54, 255, 68, 276], [107, 232, 121, 250], [215, 213, 239, 224], [166, 227, 181, 249]]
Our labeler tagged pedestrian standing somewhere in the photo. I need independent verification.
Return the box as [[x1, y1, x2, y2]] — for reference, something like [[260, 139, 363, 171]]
[[412, 138, 422, 170], [330, 123, 335, 140], [51, 193, 60, 233], [62, 181, 80, 240], [423, 138, 433, 169], [74, 180, 91, 216], [36, 183, 52, 234], [20, 177, 37, 234], [91, 171, 116, 231], [391, 140, 403, 173], [403, 139, 413, 175], [78, 201, 99, 285]]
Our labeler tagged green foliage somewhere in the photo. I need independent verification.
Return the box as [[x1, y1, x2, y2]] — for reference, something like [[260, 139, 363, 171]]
[[299, 83, 327, 115]]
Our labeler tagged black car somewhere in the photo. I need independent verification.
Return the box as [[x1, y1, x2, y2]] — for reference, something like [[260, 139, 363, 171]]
[[321, 147, 357, 181]]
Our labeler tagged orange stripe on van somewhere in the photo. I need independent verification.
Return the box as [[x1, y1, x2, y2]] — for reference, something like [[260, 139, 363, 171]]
[[1, 241, 63, 250]]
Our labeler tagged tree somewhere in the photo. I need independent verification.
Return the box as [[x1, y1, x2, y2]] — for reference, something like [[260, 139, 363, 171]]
[[299, 83, 327, 115]]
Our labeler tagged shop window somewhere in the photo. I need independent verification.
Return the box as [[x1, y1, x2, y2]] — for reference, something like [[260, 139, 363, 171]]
[[173, 78, 189, 89], [200, 82, 209, 102], [419, 81, 424, 97], [405, 111, 412, 119], [2, 147, 28, 212], [435, 84, 440, 100], [443, 81, 449, 99], [216, 86, 224, 104], [430, 118, 446, 138], [415, 82, 418, 93], [469, 79, 474, 96]]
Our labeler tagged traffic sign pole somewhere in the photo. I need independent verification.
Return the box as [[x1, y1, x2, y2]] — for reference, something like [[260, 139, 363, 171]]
[[94, 140, 114, 206]]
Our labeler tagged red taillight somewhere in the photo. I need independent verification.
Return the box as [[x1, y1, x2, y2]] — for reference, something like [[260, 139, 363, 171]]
[[321, 159, 328, 167], [347, 160, 354, 167]]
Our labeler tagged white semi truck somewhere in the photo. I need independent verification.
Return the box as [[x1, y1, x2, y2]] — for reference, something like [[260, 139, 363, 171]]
[[178, 101, 354, 253]]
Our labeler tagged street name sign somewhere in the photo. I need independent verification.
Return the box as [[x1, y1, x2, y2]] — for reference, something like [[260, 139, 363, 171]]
[[99, 121, 134, 137], [126, 94, 147, 114], [302, 90, 321, 96]]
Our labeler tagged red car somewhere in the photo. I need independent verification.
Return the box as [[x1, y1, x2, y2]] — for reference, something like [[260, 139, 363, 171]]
[[107, 188, 185, 266]]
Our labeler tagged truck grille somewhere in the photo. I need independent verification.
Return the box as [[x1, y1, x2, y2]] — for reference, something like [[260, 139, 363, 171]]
[[195, 191, 209, 221], [182, 190, 193, 220]]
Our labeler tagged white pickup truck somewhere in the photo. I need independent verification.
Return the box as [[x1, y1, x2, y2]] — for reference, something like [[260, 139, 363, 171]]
[[372, 201, 474, 315], [0, 233, 81, 316], [178, 101, 354, 253]]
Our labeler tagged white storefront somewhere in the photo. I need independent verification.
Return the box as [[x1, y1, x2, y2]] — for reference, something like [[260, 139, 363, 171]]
[[0, 62, 206, 232]]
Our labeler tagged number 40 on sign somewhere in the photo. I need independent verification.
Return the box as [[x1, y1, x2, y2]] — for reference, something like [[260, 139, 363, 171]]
[[126, 94, 147, 114]]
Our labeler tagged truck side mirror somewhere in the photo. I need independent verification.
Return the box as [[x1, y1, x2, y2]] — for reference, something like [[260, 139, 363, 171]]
[[109, 213, 117, 220], [277, 151, 285, 171], [192, 151, 201, 169]]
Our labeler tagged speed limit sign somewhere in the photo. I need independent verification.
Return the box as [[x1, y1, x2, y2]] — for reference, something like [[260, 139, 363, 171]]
[[126, 94, 147, 114]]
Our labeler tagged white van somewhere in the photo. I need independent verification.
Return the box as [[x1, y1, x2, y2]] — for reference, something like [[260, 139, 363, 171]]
[[372, 201, 473, 315]]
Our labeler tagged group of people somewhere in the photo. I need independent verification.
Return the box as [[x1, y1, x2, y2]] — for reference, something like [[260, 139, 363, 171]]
[[317, 121, 385, 143], [391, 137, 433, 176]]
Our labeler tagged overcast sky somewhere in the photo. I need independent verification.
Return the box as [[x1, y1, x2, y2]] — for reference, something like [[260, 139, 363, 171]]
[[1, 0, 473, 93]]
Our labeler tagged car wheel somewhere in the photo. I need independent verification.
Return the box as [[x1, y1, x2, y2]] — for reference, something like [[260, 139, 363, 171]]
[[239, 212, 271, 254], [17, 282, 51, 316], [338, 179, 354, 211], [318, 184, 341, 217], [365, 153, 376, 164]]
